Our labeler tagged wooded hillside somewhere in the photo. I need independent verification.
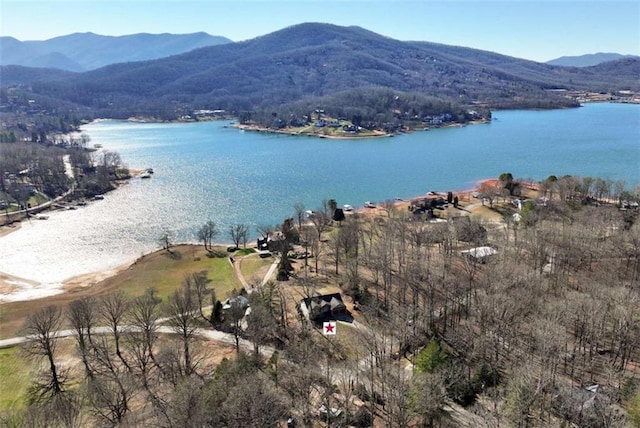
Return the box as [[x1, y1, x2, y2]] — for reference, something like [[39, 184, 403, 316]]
[[2, 175, 639, 427], [2, 23, 638, 123]]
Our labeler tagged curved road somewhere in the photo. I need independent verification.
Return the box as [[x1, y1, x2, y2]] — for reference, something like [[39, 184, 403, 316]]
[[0, 251, 279, 350]]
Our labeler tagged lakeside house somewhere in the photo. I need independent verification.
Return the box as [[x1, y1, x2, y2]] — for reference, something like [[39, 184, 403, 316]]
[[342, 124, 359, 134], [222, 295, 249, 312], [257, 231, 288, 253], [299, 292, 348, 323]]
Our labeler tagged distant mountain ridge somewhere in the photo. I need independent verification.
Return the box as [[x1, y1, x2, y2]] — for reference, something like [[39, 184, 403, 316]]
[[547, 52, 639, 67], [3, 23, 639, 122], [0, 32, 232, 71]]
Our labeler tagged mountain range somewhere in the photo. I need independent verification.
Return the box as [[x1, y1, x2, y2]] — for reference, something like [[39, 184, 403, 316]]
[[2, 23, 638, 122], [546, 52, 640, 67], [0, 32, 232, 71]]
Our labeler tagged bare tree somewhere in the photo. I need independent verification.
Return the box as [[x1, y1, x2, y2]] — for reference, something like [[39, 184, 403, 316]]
[[226, 292, 247, 354], [300, 226, 316, 276], [197, 220, 219, 252], [293, 202, 306, 230], [126, 288, 169, 420], [129, 288, 162, 373], [478, 180, 501, 208], [228, 223, 249, 249], [221, 371, 287, 427], [166, 378, 206, 427], [310, 199, 333, 242], [183, 270, 212, 322], [246, 292, 278, 357], [503, 364, 545, 428], [410, 372, 447, 426], [99, 291, 130, 370], [67, 297, 98, 378], [158, 229, 174, 253], [165, 280, 200, 376], [16, 393, 83, 428], [22, 305, 66, 400], [256, 223, 275, 241], [85, 336, 136, 425]]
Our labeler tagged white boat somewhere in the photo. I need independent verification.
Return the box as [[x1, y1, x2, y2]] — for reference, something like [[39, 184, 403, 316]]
[[140, 173, 152, 179], [364, 201, 376, 208], [343, 204, 353, 211]]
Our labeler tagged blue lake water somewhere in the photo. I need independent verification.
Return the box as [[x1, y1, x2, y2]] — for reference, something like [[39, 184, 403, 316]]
[[89, 102, 640, 232], [0, 102, 638, 298]]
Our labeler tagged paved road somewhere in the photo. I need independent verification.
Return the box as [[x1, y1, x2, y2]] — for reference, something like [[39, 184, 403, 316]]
[[0, 325, 275, 358], [0, 251, 279, 351]]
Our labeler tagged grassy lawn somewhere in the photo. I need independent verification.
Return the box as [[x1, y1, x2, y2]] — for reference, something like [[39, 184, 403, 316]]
[[0, 346, 31, 409], [0, 245, 242, 339], [239, 255, 273, 284], [235, 248, 256, 257], [76, 245, 239, 301], [285, 121, 385, 138], [469, 204, 506, 222], [28, 192, 49, 207]]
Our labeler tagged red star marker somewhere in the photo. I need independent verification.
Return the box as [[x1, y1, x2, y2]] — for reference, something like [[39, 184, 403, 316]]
[[323, 321, 337, 335]]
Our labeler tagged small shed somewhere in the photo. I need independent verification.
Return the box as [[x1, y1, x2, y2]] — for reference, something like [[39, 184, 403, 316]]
[[460, 246, 498, 262]]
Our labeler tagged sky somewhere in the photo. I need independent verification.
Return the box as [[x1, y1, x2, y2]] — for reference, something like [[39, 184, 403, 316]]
[[1, 0, 639, 63]]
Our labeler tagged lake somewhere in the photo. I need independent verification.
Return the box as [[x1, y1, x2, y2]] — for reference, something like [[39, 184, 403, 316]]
[[0, 102, 638, 300]]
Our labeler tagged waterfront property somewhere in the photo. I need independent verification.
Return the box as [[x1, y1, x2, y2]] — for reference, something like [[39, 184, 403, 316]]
[[0, 103, 637, 288], [299, 293, 348, 323]]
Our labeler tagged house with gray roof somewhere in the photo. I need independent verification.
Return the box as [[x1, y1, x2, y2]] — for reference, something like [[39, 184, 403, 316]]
[[299, 293, 347, 322]]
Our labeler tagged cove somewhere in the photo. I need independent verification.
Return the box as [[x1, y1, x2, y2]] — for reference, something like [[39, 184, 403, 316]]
[[0, 102, 637, 292]]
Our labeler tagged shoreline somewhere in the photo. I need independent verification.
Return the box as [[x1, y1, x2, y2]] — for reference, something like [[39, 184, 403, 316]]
[[235, 118, 490, 140], [0, 242, 165, 303], [0, 177, 497, 303], [235, 123, 390, 139]]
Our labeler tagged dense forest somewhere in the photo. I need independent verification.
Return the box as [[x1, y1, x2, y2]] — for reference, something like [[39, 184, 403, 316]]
[[2, 175, 639, 427]]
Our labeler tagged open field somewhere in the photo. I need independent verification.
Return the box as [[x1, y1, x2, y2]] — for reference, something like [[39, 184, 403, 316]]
[[0, 345, 32, 409], [0, 244, 241, 339]]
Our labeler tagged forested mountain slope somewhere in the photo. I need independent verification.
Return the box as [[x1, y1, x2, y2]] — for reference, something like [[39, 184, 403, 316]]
[[4, 23, 639, 120]]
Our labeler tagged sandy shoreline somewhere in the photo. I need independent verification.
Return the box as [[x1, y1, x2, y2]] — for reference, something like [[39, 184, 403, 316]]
[[0, 221, 21, 238], [0, 258, 134, 303], [0, 171, 492, 303]]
